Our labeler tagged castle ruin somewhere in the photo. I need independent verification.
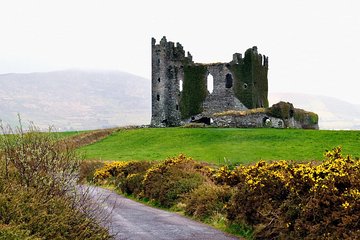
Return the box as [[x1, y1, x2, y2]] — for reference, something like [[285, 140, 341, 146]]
[[151, 37, 318, 129]]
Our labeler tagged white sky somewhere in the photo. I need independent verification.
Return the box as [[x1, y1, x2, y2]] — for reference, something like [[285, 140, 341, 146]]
[[1, 0, 359, 104]]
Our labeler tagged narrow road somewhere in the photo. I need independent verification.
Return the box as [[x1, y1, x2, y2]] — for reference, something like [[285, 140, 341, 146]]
[[86, 186, 240, 240]]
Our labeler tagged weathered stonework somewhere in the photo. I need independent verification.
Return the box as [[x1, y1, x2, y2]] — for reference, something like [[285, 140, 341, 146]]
[[213, 113, 284, 128], [151, 37, 192, 127], [151, 37, 319, 129], [151, 37, 268, 127]]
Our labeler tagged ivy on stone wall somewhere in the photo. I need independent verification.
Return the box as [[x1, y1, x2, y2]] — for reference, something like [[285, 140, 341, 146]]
[[294, 109, 319, 125], [229, 48, 269, 109], [229, 64, 254, 109], [268, 101, 319, 128], [180, 65, 208, 119], [267, 101, 295, 120]]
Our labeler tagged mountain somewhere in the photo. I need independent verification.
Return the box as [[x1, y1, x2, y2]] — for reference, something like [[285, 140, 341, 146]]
[[1, 70, 358, 130], [269, 93, 360, 130], [0, 70, 151, 131]]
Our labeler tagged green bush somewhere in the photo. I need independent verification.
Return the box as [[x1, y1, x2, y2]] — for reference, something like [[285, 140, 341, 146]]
[[184, 183, 232, 220], [142, 154, 210, 207], [79, 160, 105, 183], [120, 172, 146, 196]]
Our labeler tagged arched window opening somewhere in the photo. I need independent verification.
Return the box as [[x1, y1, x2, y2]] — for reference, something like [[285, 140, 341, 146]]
[[225, 73, 233, 88], [179, 79, 183, 92], [157, 94, 160, 101], [158, 77, 160, 83], [207, 74, 214, 94]]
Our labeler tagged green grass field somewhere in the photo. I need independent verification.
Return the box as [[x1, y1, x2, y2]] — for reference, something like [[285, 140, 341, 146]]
[[79, 128, 360, 164]]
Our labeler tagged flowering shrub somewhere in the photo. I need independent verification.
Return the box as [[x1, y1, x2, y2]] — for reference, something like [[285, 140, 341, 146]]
[[91, 148, 360, 239], [94, 161, 128, 181], [223, 147, 360, 239], [94, 161, 153, 183]]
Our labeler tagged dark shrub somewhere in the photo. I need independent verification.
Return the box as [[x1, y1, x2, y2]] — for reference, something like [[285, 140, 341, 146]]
[[79, 160, 105, 183], [142, 154, 210, 208], [184, 183, 232, 220], [121, 172, 146, 196]]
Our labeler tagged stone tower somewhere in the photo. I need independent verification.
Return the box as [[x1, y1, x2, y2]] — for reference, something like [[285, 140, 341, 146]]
[[151, 37, 269, 127], [151, 37, 193, 127]]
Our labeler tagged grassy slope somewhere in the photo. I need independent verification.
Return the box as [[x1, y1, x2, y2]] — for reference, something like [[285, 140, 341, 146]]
[[80, 128, 360, 164], [56, 130, 85, 138]]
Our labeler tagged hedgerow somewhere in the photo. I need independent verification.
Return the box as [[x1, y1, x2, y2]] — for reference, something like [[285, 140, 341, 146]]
[[224, 147, 360, 239], [91, 147, 360, 239], [94, 154, 210, 207], [0, 122, 110, 240]]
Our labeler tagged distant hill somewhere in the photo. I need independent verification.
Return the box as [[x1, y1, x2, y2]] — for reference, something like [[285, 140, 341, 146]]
[[269, 93, 360, 130], [1, 70, 358, 130], [0, 70, 151, 130]]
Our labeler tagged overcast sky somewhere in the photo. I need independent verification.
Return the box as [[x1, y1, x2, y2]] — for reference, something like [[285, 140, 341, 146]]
[[1, 0, 359, 104]]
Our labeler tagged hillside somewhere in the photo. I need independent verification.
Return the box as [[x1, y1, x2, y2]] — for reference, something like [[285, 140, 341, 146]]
[[80, 128, 360, 164], [1, 70, 359, 130], [0, 70, 151, 130]]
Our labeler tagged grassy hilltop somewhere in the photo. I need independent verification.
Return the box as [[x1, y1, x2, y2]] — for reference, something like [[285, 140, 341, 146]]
[[80, 128, 360, 164]]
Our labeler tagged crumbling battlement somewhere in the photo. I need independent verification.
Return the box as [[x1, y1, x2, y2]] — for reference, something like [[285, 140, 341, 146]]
[[151, 36, 269, 127]]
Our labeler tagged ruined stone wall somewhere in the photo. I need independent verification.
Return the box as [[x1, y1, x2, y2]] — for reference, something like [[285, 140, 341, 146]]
[[229, 47, 269, 109], [151, 37, 269, 127], [202, 64, 248, 117], [212, 113, 318, 129], [151, 37, 192, 127], [213, 113, 284, 128]]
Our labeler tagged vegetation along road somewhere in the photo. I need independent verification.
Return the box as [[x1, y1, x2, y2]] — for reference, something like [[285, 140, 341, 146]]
[[87, 186, 239, 240]]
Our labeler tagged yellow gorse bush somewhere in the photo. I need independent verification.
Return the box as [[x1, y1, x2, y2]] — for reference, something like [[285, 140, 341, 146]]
[[94, 162, 127, 180], [91, 148, 360, 239], [142, 153, 193, 184], [94, 161, 132, 181], [219, 147, 360, 239], [212, 147, 360, 201]]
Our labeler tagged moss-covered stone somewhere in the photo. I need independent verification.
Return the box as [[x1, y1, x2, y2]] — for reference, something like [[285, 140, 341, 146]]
[[180, 65, 208, 119], [267, 102, 319, 129], [294, 108, 319, 127], [229, 47, 268, 109], [267, 101, 294, 121]]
